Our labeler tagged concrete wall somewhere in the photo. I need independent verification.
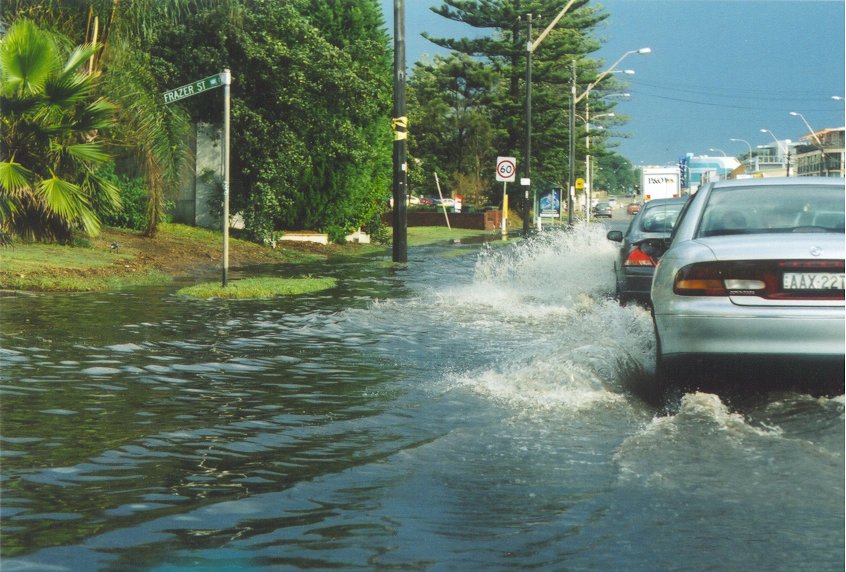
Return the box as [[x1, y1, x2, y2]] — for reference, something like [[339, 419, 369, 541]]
[[389, 210, 502, 231], [172, 123, 223, 229]]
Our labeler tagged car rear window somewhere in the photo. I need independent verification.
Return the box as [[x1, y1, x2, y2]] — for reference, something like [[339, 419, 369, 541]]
[[639, 203, 684, 233], [698, 184, 845, 237]]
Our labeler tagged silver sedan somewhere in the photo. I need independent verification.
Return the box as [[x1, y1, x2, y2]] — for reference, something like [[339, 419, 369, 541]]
[[649, 177, 845, 390]]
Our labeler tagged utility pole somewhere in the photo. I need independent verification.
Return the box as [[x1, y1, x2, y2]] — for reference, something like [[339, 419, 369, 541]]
[[523, 13, 532, 235], [568, 59, 576, 225], [392, 0, 408, 263]]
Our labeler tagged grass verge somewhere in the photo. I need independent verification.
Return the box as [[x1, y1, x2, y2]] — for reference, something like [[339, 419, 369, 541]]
[[177, 277, 337, 299]]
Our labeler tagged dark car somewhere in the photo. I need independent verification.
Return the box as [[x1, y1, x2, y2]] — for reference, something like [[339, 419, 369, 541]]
[[592, 201, 613, 218], [606, 197, 687, 304]]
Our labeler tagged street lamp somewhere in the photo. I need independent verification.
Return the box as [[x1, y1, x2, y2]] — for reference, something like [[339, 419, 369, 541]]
[[788, 111, 823, 146], [789, 111, 827, 176], [585, 93, 626, 220], [729, 138, 754, 171], [708, 148, 727, 156], [569, 47, 650, 224], [585, 114, 614, 219], [760, 128, 791, 176], [524, 0, 581, 234]]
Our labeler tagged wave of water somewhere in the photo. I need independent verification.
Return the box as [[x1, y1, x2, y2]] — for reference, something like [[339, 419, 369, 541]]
[[418, 225, 658, 412]]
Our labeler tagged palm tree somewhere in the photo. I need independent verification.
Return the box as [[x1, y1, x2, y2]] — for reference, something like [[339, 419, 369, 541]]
[[3, 1, 221, 237], [0, 19, 120, 242]]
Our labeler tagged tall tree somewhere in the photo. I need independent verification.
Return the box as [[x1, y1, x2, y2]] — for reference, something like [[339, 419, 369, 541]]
[[408, 53, 498, 205], [3, 0, 228, 236], [421, 1, 614, 191], [149, 0, 392, 241], [0, 19, 119, 242]]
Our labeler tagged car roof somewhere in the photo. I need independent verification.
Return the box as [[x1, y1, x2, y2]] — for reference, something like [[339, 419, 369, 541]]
[[642, 197, 687, 207], [706, 176, 844, 190]]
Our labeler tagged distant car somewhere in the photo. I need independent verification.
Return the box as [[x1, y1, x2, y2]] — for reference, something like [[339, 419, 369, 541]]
[[434, 197, 454, 208], [649, 177, 845, 391], [606, 197, 687, 304], [592, 201, 612, 218], [626, 202, 642, 215], [418, 196, 434, 206], [607, 197, 617, 208]]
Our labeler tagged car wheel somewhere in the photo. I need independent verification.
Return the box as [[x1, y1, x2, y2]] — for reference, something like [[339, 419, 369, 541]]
[[652, 318, 675, 404]]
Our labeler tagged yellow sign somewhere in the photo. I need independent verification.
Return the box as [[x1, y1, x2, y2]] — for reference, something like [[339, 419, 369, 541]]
[[575, 177, 585, 190]]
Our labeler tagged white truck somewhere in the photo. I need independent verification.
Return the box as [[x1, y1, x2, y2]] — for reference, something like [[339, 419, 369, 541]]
[[640, 166, 681, 202]]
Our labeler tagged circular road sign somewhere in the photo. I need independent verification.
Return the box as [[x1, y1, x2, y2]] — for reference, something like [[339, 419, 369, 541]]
[[496, 156, 517, 182]]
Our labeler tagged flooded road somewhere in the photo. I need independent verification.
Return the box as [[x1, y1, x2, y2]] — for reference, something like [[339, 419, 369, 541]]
[[1, 225, 843, 571]]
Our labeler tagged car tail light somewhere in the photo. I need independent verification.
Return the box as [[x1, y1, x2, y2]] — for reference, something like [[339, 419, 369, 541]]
[[623, 247, 655, 267], [673, 260, 845, 299]]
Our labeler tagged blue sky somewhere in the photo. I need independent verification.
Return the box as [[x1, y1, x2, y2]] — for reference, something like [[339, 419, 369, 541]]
[[380, 0, 845, 167]]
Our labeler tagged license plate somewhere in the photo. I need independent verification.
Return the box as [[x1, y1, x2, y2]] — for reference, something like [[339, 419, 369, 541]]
[[782, 272, 845, 290]]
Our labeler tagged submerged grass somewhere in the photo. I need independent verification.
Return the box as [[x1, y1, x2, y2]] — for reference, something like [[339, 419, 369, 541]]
[[0, 224, 500, 293], [178, 277, 337, 299]]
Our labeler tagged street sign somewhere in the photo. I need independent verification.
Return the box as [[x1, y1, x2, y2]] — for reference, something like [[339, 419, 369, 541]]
[[163, 74, 224, 104], [496, 156, 517, 182], [575, 177, 585, 190]]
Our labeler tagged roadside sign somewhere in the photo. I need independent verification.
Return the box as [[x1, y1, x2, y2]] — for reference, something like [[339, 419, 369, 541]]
[[163, 74, 224, 104], [496, 156, 517, 182], [575, 177, 585, 190]]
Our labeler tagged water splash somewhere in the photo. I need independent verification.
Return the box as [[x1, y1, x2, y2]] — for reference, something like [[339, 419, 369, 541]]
[[436, 225, 657, 411]]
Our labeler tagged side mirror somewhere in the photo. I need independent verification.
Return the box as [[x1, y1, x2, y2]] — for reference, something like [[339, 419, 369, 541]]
[[639, 237, 671, 258], [606, 230, 623, 242]]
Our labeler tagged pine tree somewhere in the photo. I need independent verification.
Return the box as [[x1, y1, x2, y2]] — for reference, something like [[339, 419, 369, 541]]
[[420, 1, 615, 194]]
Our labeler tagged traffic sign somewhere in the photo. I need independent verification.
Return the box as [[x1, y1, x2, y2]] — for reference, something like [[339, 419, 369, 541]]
[[163, 74, 224, 104], [575, 177, 585, 190], [496, 156, 517, 182]]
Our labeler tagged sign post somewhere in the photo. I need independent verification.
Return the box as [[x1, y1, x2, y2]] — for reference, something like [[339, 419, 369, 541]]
[[496, 157, 516, 235], [221, 69, 231, 287], [162, 71, 229, 286]]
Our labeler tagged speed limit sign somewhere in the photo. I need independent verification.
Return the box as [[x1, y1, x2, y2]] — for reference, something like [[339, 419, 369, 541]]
[[495, 156, 517, 182]]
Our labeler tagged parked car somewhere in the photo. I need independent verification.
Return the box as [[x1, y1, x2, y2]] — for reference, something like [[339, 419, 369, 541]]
[[607, 197, 617, 208], [592, 201, 612, 218], [418, 196, 434, 206], [606, 197, 687, 304], [626, 202, 642, 215], [648, 177, 845, 391]]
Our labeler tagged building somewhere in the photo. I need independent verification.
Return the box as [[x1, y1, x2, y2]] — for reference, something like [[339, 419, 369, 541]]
[[683, 154, 740, 192], [792, 127, 845, 177]]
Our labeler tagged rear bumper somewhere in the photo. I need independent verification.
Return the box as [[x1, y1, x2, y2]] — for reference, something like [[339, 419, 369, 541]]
[[619, 267, 655, 301], [655, 309, 845, 359]]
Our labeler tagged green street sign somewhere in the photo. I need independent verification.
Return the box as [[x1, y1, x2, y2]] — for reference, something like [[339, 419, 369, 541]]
[[163, 74, 223, 104]]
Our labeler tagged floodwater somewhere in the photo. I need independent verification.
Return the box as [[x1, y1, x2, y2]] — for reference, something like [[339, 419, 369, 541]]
[[1, 225, 843, 571]]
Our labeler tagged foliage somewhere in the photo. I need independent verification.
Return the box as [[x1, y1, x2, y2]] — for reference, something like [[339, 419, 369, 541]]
[[0, 19, 120, 242], [96, 163, 149, 230], [414, 1, 636, 208], [3, 0, 208, 238], [146, 0, 392, 242], [408, 53, 499, 203]]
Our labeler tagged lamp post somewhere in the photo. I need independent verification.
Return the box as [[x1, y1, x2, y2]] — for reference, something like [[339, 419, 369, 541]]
[[729, 138, 753, 171], [569, 48, 650, 224], [760, 128, 790, 176], [585, 110, 617, 220], [524, 0, 580, 234], [585, 90, 628, 219], [789, 111, 827, 176], [708, 148, 726, 156]]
